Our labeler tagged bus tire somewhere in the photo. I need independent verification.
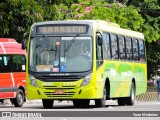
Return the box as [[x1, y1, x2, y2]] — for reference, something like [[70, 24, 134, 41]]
[[73, 100, 81, 108], [13, 89, 24, 107], [117, 98, 126, 106], [42, 99, 54, 109], [95, 86, 106, 107], [73, 100, 90, 108], [126, 82, 135, 106]]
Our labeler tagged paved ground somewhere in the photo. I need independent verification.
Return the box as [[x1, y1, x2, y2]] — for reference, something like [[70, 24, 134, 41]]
[[1, 100, 160, 120]]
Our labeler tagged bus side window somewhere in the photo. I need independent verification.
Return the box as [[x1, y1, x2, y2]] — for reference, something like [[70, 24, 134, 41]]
[[3, 56, 10, 72], [126, 37, 132, 61], [118, 36, 126, 60], [133, 39, 139, 61], [111, 34, 119, 60], [102, 32, 111, 59], [96, 33, 103, 67], [0, 56, 3, 72], [139, 40, 145, 62], [12, 55, 26, 72]]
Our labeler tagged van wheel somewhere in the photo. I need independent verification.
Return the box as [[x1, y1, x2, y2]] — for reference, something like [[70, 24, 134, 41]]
[[42, 99, 54, 108], [126, 82, 135, 105], [13, 89, 24, 107], [0, 99, 5, 105], [95, 86, 106, 107]]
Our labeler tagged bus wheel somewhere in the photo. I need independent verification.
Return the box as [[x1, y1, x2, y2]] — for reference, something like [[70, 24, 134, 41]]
[[95, 87, 106, 107], [73, 100, 90, 108], [42, 99, 54, 109], [117, 98, 126, 106], [82, 100, 90, 108], [13, 89, 24, 107], [73, 100, 81, 108], [126, 82, 135, 106]]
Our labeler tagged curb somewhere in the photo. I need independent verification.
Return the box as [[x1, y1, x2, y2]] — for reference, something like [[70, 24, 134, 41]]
[[26, 100, 42, 104], [136, 92, 158, 101]]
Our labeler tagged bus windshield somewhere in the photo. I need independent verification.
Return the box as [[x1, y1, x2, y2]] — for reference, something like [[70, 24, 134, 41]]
[[29, 36, 92, 72]]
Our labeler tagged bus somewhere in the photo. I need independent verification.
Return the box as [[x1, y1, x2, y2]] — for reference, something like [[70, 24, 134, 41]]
[[0, 38, 26, 107], [22, 20, 147, 108]]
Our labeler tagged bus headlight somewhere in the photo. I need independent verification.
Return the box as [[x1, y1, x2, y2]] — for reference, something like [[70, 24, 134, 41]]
[[29, 75, 39, 87], [81, 74, 92, 86]]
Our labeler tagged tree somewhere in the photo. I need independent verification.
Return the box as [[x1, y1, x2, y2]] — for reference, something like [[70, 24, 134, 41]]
[[0, 0, 44, 42], [66, 1, 144, 32], [0, 0, 159, 79], [106, 0, 160, 78], [128, 0, 160, 78], [52, 0, 160, 79], [146, 41, 160, 78]]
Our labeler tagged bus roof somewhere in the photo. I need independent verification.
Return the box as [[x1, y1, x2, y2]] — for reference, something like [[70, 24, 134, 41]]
[[96, 20, 144, 40], [0, 38, 26, 55], [32, 20, 144, 40], [32, 20, 119, 27]]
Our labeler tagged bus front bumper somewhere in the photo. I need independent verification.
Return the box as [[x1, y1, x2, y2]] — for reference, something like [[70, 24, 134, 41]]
[[27, 83, 96, 100]]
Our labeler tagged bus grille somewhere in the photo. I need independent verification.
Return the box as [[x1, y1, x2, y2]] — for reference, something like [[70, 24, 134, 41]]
[[44, 92, 75, 97], [43, 85, 76, 90]]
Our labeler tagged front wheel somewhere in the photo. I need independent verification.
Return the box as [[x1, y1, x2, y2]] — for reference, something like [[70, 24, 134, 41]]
[[95, 86, 107, 107], [42, 99, 54, 109], [13, 89, 24, 107]]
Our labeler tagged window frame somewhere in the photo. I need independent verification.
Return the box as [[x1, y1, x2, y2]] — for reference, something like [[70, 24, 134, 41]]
[[0, 54, 26, 73]]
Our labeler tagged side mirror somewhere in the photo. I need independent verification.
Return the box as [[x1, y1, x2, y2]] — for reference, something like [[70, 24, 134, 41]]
[[98, 36, 102, 45], [22, 32, 29, 50]]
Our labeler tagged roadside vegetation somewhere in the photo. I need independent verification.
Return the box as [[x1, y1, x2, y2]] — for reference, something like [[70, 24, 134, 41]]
[[0, 0, 160, 79]]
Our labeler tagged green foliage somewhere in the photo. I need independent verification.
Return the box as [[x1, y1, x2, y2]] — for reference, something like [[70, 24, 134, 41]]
[[128, 0, 160, 79], [0, 0, 160, 79], [66, 1, 144, 33], [45, 0, 76, 5], [146, 41, 160, 78], [111, 4, 144, 31], [109, 0, 160, 78], [53, 4, 69, 20], [0, 0, 44, 42]]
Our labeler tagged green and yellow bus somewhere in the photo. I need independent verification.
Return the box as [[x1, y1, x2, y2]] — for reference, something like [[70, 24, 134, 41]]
[[22, 20, 147, 108]]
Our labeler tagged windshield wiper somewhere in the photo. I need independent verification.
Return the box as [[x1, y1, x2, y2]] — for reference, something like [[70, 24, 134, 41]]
[[42, 35, 57, 52], [34, 35, 48, 51], [34, 35, 57, 64], [64, 34, 79, 52]]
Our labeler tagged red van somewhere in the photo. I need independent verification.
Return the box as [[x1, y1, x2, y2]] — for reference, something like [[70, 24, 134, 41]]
[[0, 38, 26, 107]]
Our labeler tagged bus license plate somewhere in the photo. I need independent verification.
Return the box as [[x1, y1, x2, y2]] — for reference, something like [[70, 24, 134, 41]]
[[54, 90, 65, 94]]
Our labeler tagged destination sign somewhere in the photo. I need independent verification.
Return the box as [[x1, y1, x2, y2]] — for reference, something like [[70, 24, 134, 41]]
[[36, 25, 88, 34]]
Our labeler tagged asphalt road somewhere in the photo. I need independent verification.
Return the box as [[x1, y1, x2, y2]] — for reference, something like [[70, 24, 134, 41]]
[[1, 100, 160, 111], [0, 100, 160, 120]]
